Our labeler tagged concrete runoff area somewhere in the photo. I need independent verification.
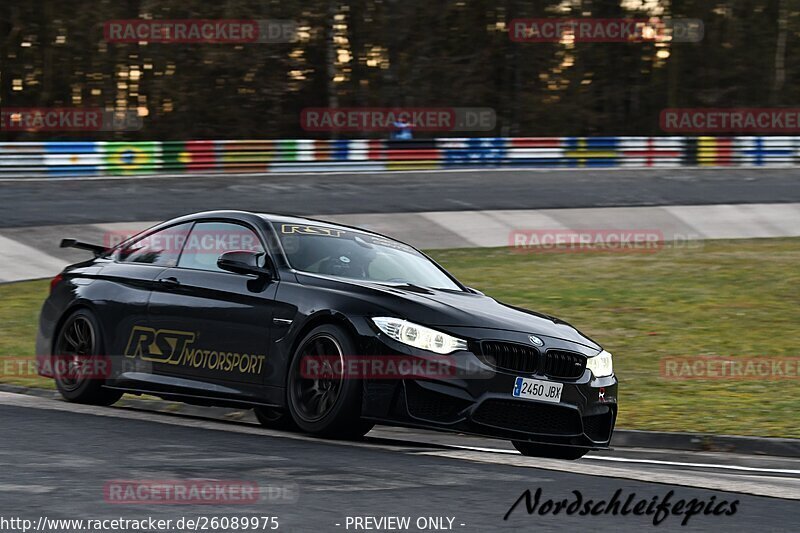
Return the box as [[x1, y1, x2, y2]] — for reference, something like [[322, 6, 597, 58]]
[[1, 203, 798, 282]]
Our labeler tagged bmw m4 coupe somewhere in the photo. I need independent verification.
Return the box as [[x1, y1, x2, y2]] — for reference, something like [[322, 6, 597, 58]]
[[37, 210, 617, 459]]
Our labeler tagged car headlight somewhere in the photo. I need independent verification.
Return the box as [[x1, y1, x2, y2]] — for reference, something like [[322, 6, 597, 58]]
[[371, 317, 468, 355], [586, 349, 613, 377]]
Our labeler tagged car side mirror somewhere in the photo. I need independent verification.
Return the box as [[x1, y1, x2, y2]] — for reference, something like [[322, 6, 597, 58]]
[[217, 250, 273, 278]]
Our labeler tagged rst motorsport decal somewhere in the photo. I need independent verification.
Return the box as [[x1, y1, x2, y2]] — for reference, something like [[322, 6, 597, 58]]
[[124, 326, 266, 374]]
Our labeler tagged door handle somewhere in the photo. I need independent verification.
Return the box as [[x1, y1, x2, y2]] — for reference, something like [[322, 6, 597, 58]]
[[157, 276, 180, 288]]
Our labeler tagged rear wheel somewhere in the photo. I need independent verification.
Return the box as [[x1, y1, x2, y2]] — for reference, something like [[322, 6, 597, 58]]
[[286, 324, 373, 439], [512, 440, 589, 460], [53, 309, 122, 406]]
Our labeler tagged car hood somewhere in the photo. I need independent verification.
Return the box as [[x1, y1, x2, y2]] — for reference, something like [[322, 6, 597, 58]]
[[297, 273, 600, 350]]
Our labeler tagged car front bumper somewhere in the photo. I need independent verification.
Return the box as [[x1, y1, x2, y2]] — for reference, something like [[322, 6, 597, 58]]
[[356, 320, 618, 449]]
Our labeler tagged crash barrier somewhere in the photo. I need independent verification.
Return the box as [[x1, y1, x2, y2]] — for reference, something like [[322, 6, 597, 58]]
[[0, 136, 797, 176]]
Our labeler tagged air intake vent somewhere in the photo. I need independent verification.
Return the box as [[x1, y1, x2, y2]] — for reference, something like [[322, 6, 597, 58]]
[[473, 399, 582, 436]]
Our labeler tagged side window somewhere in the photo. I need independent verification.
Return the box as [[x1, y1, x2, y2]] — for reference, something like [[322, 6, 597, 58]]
[[116, 223, 192, 267], [177, 221, 265, 272]]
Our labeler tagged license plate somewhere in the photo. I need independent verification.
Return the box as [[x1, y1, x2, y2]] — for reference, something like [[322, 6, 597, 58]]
[[512, 377, 563, 403]]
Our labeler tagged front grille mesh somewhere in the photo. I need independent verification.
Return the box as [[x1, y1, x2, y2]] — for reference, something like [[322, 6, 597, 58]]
[[582, 408, 614, 442], [472, 399, 581, 435], [405, 382, 470, 422]]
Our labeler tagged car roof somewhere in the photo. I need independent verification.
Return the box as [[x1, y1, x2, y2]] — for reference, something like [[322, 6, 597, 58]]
[[259, 213, 386, 237], [171, 210, 392, 241]]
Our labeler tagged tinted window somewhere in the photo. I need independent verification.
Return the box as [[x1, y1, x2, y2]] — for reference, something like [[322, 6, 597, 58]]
[[275, 223, 462, 291], [116, 223, 192, 267], [177, 221, 265, 272]]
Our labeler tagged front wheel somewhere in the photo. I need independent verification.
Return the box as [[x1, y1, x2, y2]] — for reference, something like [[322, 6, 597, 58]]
[[53, 309, 122, 406], [512, 440, 589, 460], [286, 324, 373, 439], [253, 406, 297, 431]]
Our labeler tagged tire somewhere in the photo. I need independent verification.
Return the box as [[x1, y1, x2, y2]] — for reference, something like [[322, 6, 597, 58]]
[[286, 324, 374, 439], [52, 309, 122, 406], [512, 440, 589, 460], [253, 406, 297, 431]]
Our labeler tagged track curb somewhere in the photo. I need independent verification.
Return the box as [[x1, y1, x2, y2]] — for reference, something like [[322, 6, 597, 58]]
[[2, 383, 798, 458], [609, 428, 800, 458]]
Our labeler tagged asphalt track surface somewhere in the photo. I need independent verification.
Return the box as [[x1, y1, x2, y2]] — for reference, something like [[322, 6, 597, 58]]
[[3, 167, 800, 227], [1, 392, 799, 532]]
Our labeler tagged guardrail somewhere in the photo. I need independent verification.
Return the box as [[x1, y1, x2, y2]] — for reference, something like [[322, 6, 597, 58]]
[[0, 136, 797, 176]]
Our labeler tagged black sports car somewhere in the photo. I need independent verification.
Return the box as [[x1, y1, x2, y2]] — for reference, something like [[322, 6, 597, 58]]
[[37, 210, 617, 459]]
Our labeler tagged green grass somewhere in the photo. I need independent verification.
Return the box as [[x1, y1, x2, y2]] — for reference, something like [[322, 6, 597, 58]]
[[2, 238, 798, 437], [429, 238, 800, 438], [0, 279, 53, 388]]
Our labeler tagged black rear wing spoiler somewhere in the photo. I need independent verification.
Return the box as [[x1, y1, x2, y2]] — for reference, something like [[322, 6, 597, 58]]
[[60, 239, 109, 257]]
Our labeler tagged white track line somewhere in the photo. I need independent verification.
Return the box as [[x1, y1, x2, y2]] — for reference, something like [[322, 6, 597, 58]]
[[585, 455, 800, 475], [443, 444, 800, 475], [417, 449, 800, 500]]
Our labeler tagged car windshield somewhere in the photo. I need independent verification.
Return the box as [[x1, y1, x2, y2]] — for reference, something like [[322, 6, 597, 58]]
[[274, 222, 462, 291]]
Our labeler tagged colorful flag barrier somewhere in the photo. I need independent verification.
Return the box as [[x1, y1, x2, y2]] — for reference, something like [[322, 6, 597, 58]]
[[0, 136, 796, 176]]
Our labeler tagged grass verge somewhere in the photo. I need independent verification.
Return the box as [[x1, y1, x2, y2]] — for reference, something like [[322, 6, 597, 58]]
[[0, 279, 52, 388]]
